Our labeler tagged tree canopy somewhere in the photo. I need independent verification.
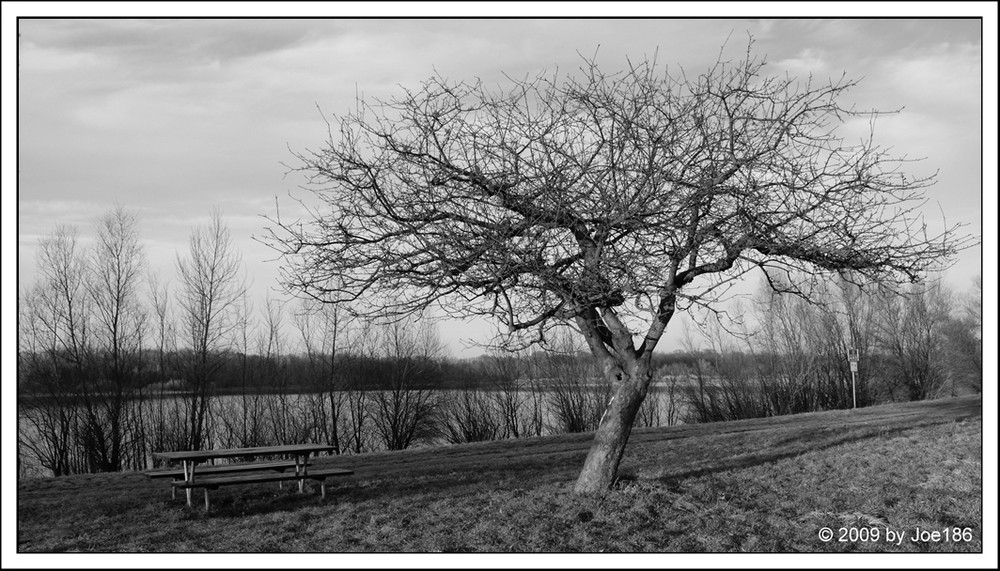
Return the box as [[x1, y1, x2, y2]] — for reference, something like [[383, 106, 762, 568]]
[[269, 48, 964, 349], [266, 44, 971, 492]]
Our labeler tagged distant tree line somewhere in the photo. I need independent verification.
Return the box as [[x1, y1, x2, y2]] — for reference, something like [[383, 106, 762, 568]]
[[17, 207, 981, 478], [681, 273, 982, 423]]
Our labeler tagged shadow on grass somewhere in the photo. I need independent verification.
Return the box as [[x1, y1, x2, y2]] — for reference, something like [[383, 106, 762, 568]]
[[190, 486, 336, 519], [191, 397, 983, 519], [652, 417, 968, 487]]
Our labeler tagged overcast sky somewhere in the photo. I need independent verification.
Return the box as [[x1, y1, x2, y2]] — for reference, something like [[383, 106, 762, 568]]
[[9, 12, 991, 358]]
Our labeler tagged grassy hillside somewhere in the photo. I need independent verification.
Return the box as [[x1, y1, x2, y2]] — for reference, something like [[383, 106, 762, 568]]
[[16, 395, 982, 553]]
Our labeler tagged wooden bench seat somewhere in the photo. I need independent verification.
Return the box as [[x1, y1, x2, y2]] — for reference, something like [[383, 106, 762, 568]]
[[171, 468, 354, 510], [144, 460, 309, 479]]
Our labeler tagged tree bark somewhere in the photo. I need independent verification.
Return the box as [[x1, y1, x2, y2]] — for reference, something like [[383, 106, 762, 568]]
[[573, 361, 652, 493]]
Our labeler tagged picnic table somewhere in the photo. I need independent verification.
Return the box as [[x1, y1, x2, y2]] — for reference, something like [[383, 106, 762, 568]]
[[149, 443, 352, 510]]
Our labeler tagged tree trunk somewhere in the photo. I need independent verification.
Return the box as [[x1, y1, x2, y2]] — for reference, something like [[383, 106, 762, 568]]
[[574, 361, 651, 493]]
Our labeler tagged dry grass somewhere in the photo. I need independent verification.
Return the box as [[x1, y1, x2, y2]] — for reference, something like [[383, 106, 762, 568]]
[[16, 395, 982, 554]]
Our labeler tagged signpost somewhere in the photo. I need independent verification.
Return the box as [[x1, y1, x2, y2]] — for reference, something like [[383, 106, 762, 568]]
[[847, 348, 860, 409]]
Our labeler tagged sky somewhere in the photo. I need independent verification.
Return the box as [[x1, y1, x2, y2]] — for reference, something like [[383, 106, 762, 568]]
[[8, 9, 993, 362]]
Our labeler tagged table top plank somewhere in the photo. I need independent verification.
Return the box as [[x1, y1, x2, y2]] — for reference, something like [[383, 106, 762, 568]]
[[153, 443, 337, 463]]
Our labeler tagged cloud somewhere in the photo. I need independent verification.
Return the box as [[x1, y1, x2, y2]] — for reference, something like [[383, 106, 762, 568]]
[[20, 19, 315, 77], [18, 200, 107, 231], [773, 48, 828, 77], [880, 41, 981, 114], [13, 18, 986, 357]]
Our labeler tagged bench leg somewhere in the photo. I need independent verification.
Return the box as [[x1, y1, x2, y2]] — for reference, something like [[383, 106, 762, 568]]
[[321, 480, 326, 500], [204, 488, 210, 511], [296, 455, 305, 493], [183, 461, 193, 508]]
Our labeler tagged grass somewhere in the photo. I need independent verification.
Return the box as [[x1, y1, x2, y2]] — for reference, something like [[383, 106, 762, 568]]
[[16, 395, 982, 553]]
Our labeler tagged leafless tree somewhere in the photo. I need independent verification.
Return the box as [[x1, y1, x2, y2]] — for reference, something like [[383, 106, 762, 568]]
[[18, 226, 93, 476], [77, 206, 149, 471], [216, 291, 269, 450], [259, 296, 310, 444], [823, 276, 893, 405], [483, 348, 544, 438], [143, 270, 190, 461], [35, 225, 93, 377], [147, 271, 177, 386], [369, 318, 442, 451], [340, 316, 379, 454], [267, 42, 971, 492], [176, 209, 247, 450], [684, 311, 768, 422], [939, 275, 982, 394], [440, 388, 501, 444], [752, 282, 824, 413], [294, 296, 350, 453], [18, 284, 80, 476], [876, 280, 954, 401], [737, 274, 882, 414], [647, 365, 683, 427], [541, 328, 611, 434], [635, 363, 684, 428], [965, 275, 983, 335]]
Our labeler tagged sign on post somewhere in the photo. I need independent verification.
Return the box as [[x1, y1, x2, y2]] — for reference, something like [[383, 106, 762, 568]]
[[847, 348, 860, 409]]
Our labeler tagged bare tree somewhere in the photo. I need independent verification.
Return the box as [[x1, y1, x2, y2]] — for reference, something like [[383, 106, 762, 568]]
[[876, 280, 954, 401], [18, 284, 79, 476], [369, 318, 442, 451], [147, 271, 177, 387], [79, 206, 149, 471], [965, 275, 983, 335], [145, 269, 185, 458], [440, 388, 501, 444], [259, 296, 310, 444], [294, 296, 350, 453], [483, 348, 543, 438], [341, 316, 378, 454], [176, 209, 246, 450], [733, 274, 883, 415], [267, 42, 971, 492], [684, 311, 768, 422], [940, 275, 982, 393], [35, 225, 93, 379], [19, 226, 92, 476], [751, 281, 824, 414], [646, 365, 683, 427], [541, 329, 611, 434], [824, 276, 892, 405]]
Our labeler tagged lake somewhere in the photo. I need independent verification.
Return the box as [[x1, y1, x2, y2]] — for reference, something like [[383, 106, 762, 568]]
[[17, 385, 687, 479]]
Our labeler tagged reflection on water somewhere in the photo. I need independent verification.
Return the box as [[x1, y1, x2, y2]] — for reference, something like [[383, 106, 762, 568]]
[[17, 387, 685, 479]]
